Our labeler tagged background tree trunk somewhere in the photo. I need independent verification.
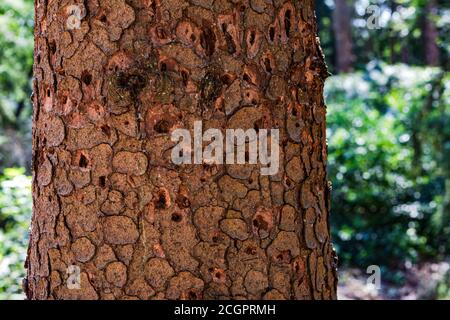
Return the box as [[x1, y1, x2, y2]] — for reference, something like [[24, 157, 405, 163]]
[[424, 0, 440, 66], [26, 0, 337, 300], [332, 0, 354, 73]]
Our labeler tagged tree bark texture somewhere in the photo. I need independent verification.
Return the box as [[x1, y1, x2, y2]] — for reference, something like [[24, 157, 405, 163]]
[[332, 0, 353, 73], [26, 0, 338, 300]]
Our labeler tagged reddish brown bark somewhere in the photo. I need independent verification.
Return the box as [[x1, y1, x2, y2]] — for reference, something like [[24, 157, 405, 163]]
[[26, 0, 337, 300]]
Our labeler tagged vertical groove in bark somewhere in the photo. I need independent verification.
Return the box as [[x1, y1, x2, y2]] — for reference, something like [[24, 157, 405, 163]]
[[26, 0, 338, 300]]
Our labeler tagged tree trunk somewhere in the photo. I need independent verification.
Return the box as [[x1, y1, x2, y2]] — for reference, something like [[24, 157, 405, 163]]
[[26, 0, 338, 300], [424, 0, 440, 66], [332, 0, 354, 73]]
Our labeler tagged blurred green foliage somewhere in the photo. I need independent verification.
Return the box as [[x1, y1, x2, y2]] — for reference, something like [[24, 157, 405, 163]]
[[0, 168, 31, 300], [0, 0, 33, 169], [318, 0, 449, 73], [0, 0, 34, 300], [326, 63, 450, 274]]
